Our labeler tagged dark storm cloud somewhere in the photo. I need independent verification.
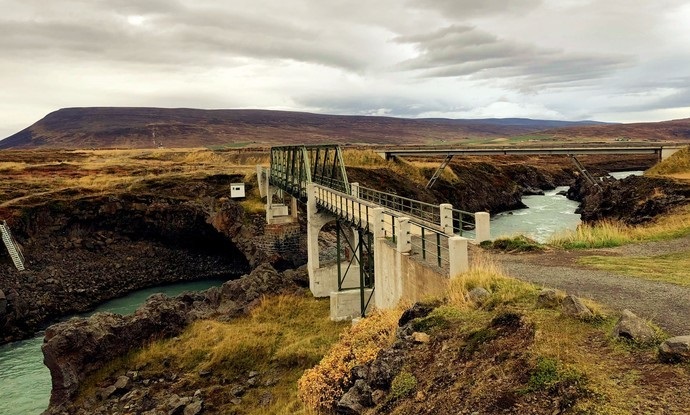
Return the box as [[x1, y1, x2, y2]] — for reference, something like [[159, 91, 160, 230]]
[[396, 25, 633, 88]]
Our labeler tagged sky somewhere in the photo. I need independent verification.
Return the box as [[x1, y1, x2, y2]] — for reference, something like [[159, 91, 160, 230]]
[[1, 0, 690, 138]]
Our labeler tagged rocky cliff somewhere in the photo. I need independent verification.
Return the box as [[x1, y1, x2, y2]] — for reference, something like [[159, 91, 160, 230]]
[[42, 264, 307, 412]]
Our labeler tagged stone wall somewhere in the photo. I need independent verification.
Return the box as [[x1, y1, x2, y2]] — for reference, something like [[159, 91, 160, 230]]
[[257, 222, 307, 268]]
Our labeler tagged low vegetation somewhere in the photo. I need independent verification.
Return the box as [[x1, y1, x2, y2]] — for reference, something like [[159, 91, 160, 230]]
[[579, 251, 690, 286], [299, 256, 690, 414], [297, 307, 400, 411], [83, 294, 348, 414], [549, 205, 690, 248], [646, 145, 690, 179], [0, 148, 269, 211], [480, 235, 545, 253]]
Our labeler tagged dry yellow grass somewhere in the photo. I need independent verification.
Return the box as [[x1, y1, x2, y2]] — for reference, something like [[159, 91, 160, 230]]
[[549, 204, 690, 248], [87, 294, 347, 415], [297, 307, 400, 412], [448, 253, 536, 309], [0, 148, 267, 207]]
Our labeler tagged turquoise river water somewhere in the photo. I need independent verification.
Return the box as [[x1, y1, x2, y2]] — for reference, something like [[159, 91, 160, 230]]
[[0, 170, 642, 414], [0, 278, 228, 415]]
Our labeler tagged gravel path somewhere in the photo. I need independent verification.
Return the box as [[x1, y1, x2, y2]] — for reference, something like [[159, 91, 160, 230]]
[[486, 238, 690, 336]]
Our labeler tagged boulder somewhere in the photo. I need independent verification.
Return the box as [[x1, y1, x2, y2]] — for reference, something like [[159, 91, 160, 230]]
[[467, 287, 490, 303], [337, 379, 373, 414], [412, 332, 431, 343], [659, 336, 690, 363], [367, 348, 404, 390], [183, 400, 203, 415], [536, 289, 561, 309], [561, 295, 593, 319], [612, 310, 656, 344], [398, 302, 435, 327], [522, 186, 545, 196]]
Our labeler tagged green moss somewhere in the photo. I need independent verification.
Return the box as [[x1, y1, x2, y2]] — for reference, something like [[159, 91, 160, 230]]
[[527, 356, 588, 396], [462, 327, 498, 358], [390, 370, 417, 399]]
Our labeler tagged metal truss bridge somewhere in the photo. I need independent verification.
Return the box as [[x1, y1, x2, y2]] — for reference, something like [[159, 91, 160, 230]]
[[266, 145, 486, 318]]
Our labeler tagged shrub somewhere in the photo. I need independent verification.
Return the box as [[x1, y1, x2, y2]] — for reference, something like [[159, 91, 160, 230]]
[[390, 370, 417, 399], [297, 308, 400, 411], [485, 235, 544, 252]]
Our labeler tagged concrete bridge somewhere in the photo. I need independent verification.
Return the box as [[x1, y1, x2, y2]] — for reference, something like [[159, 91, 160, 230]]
[[256, 145, 490, 320], [376, 144, 685, 160], [376, 144, 686, 189]]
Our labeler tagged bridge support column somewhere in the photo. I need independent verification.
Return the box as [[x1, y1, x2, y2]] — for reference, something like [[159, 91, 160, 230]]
[[307, 184, 335, 297], [374, 215, 412, 310], [256, 166, 268, 198], [661, 146, 682, 160], [474, 212, 491, 243], [449, 236, 469, 278], [440, 204, 453, 235], [291, 196, 299, 219]]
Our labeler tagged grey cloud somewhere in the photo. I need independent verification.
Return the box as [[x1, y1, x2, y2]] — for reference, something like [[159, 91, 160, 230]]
[[0, 2, 370, 70], [406, 0, 542, 18], [296, 93, 466, 118], [397, 25, 633, 89]]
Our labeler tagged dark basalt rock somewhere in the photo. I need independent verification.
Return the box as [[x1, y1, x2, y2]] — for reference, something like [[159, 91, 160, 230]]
[[569, 175, 690, 224], [42, 264, 303, 411]]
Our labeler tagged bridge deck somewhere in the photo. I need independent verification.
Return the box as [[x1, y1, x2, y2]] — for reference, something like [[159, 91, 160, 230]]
[[378, 145, 680, 159]]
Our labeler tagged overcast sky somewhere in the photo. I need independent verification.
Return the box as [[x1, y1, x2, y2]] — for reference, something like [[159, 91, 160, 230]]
[[1, 0, 690, 138]]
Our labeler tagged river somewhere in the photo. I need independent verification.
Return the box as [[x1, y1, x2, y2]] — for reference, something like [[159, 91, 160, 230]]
[[0, 278, 228, 415], [490, 170, 643, 242]]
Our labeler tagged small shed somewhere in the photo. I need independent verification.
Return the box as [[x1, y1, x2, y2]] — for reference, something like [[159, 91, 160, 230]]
[[230, 183, 246, 198]]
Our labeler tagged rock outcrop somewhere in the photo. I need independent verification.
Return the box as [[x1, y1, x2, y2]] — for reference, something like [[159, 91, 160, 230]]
[[42, 264, 305, 411], [569, 175, 690, 224]]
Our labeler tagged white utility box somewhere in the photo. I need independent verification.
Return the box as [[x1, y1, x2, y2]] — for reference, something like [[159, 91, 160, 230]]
[[230, 183, 246, 198]]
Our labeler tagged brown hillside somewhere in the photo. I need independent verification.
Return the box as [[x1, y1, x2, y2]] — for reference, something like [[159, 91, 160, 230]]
[[0, 107, 598, 149], [542, 118, 690, 142]]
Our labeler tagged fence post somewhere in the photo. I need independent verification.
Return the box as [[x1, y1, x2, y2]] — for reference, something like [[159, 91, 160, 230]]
[[448, 236, 469, 278], [440, 203, 454, 235], [350, 182, 360, 198], [396, 217, 411, 253], [474, 212, 491, 243], [372, 208, 385, 239]]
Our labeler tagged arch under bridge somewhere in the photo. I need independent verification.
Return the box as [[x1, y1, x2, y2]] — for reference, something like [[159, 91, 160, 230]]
[[257, 145, 490, 320]]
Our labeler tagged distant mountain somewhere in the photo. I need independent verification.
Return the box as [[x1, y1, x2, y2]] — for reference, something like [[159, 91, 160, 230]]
[[540, 118, 690, 142], [0, 107, 608, 149]]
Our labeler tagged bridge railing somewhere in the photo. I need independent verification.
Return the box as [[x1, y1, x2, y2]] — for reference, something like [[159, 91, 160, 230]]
[[355, 184, 478, 240], [356, 184, 440, 224], [450, 208, 476, 239], [314, 184, 378, 230], [316, 184, 453, 271]]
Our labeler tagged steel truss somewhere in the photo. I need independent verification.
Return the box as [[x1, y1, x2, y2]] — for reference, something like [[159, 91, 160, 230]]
[[335, 218, 375, 318], [269, 145, 350, 202]]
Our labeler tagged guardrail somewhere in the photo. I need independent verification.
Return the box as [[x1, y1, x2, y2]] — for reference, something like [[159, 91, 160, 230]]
[[355, 183, 478, 240], [314, 184, 454, 271]]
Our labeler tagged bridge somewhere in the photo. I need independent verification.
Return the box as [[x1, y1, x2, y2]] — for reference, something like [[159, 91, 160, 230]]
[[376, 144, 684, 160], [376, 144, 686, 189], [257, 145, 490, 320]]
